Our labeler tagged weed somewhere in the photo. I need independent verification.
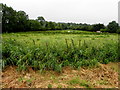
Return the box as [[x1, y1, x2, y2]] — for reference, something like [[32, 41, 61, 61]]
[[48, 84, 52, 88], [18, 77, 24, 82], [79, 80, 91, 88], [68, 78, 80, 85], [97, 80, 109, 85], [57, 85, 62, 88]]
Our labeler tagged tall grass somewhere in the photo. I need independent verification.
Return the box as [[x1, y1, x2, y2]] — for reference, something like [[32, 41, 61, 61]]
[[2, 36, 118, 72], [2, 31, 118, 72]]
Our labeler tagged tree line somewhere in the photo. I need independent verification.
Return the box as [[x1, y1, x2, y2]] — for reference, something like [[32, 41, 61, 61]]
[[1, 4, 120, 33]]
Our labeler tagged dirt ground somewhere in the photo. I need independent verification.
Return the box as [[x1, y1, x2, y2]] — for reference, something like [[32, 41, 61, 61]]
[[1, 62, 119, 88]]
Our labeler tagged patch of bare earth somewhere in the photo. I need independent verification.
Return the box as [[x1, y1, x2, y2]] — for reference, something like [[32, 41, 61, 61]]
[[1, 62, 119, 88]]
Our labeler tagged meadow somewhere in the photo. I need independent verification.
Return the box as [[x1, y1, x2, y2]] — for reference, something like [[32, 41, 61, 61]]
[[2, 30, 118, 72]]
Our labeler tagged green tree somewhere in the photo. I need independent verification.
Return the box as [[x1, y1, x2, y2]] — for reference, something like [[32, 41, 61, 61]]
[[16, 11, 29, 32], [107, 21, 119, 33], [92, 23, 105, 31], [45, 21, 55, 30], [37, 16, 46, 30], [28, 20, 40, 31], [2, 4, 29, 32], [37, 16, 45, 22], [2, 4, 17, 32]]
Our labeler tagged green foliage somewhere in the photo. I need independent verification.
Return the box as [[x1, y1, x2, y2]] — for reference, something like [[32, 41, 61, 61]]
[[79, 80, 91, 88], [100, 28, 109, 32], [68, 78, 91, 88], [2, 31, 118, 72], [45, 21, 55, 30], [116, 28, 120, 34], [97, 80, 109, 85], [107, 21, 119, 33], [37, 16, 45, 22], [48, 84, 52, 88], [57, 85, 62, 88], [68, 78, 80, 85], [92, 24, 105, 31], [2, 4, 29, 32], [28, 20, 41, 31]]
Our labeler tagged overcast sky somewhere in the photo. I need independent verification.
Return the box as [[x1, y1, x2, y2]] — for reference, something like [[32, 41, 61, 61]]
[[1, 0, 119, 25]]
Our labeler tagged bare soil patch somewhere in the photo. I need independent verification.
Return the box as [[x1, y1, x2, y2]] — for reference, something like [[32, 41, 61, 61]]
[[1, 62, 119, 88]]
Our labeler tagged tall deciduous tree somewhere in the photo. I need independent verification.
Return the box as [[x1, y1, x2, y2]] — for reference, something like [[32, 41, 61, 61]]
[[37, 16, 46, 30], [37, 16, 45, 22], [92, 24, 105, 31], [107, 21, 119, 33], [2, 4, 29, 32], [16, 11, 29, 32], [28, 20, 40, 31], [2, 4, 17, 32]]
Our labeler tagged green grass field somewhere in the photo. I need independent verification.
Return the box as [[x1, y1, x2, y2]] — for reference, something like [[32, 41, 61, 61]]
[[2, 30, 118, 72]]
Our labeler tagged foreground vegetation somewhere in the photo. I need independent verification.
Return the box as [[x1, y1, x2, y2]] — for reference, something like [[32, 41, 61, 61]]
[[2, 30, 118, 72]]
